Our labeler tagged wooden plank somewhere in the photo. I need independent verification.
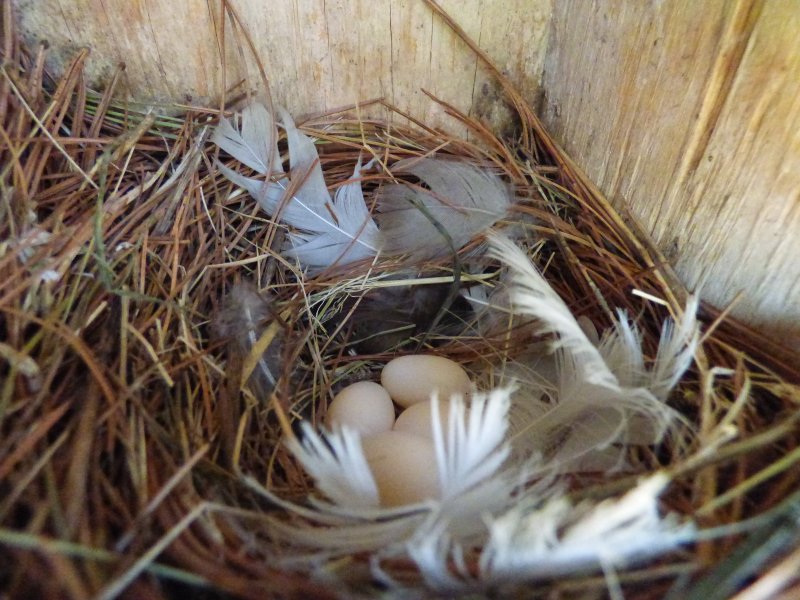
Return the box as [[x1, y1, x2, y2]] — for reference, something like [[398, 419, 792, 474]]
[[541, 0, 800, 351], [15, 0, 550, 134]]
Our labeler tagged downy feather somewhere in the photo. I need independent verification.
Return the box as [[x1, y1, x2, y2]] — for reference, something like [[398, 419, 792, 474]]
[[377, 158, 511, 261], [479, 473, 694, 581], [213, 282, 282, 400], [648, 295, 700, 401], [213, 103, 379, 270], [433, 389, 512, 501], [287, 422, 380, 509], [488, 233, 695, 472]]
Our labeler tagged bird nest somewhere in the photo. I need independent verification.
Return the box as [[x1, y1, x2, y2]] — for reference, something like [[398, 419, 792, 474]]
[[2, 11, 800, 600]]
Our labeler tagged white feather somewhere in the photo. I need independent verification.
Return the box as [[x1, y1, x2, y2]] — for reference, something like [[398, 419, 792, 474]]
[[286, 423, 380, 508], [598, 310, 646, 388], [597, 305, 698, 400], [277, 106, 329, 203], [265, 513, 422, 554], [377, 158, 511, 261], [488, 233, 695, 472], [480, 473, 694, 581], [406, 521, 469, 591], [648, 296, 700, 401], [213, 103, 380, 270], [488, 234, 617, 387], [402, 469, 551, 591], [433, 389, 512, 500]]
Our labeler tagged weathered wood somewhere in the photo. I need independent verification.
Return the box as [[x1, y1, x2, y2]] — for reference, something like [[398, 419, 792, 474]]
[[15, 0, 550, 133], [541, 0, 800, 351]]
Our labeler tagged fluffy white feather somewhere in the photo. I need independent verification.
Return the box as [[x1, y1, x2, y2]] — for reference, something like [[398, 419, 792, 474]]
[[488, 233, 618, 388], [398, 474, 693, 593], [286, 423, 380, 509], [596, 304, 699, 402], [648, 296, 700, 401], [598, 310, 646, 388], [213, 103, 379, 270], [433, 389, 512, 500], [405, 521, 467, 590], [377, 158, 511, 261], [479, 473, 695, 581], [488, 233, 697, 472], [265, 512, 423, 554]]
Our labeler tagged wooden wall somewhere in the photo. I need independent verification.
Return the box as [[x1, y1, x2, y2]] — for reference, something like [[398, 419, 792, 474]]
[[13, 0, 800, 352], [540, 0, 800, 351], [14, 0, 550, 133]]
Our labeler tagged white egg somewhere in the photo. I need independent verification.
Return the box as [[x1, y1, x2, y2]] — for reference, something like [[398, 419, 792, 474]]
[[393, 399, 451, 440], [380, 354, 471, 408], [325, 381, 395, 436], [361, 431, 440, 507]]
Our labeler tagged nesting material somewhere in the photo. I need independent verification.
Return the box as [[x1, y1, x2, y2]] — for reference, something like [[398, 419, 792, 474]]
[[2, 14, 800, 600]]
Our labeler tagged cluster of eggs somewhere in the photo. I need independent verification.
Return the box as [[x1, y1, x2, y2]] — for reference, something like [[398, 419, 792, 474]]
[[325, 355, 471, 507]]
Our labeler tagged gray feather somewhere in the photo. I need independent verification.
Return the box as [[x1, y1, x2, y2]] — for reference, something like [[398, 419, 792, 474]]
[[214, 282, 283, 399], [377, 158, 511, 261], [211, 103, 282, 175]]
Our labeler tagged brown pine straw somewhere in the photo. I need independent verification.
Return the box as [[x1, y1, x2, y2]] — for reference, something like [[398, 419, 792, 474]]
[[2, 3, 800, 599]]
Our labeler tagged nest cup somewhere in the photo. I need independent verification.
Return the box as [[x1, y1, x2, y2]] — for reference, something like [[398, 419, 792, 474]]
[[2, 15, 800, 600]]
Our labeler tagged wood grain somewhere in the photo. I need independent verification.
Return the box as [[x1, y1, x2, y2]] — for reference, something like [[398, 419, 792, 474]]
[[540, 0, 800, 352], [14, 0, 550, 134]]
